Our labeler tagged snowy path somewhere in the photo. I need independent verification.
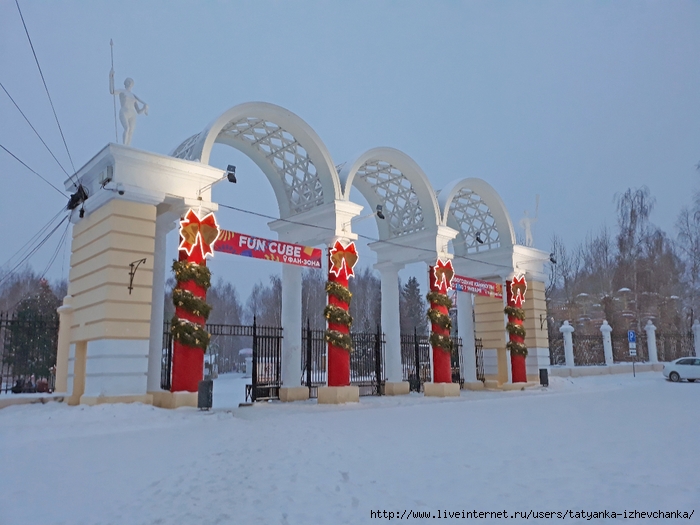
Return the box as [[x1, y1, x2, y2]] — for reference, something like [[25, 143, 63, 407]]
[[1, 373, 698, 524]]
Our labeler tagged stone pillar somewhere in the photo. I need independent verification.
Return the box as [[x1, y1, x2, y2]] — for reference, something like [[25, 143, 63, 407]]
[[68, 199, 156, 405], [279, 263, 308, 402], [377, 262, 408, 395], [54, 296, 73, 393], [147, 215, 174, 394], [644, 320, 658, 363], [600, 320, 613, 365], [560, 321, 575, 368], [692, 320, 700, 357]]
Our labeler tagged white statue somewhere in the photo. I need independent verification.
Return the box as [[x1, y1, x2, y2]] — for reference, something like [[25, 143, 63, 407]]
[[519, 195, 539, 247], [109, 69, 148, 146]]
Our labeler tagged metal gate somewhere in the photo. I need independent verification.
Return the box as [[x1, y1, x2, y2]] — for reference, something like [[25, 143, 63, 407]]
[[301, 322, 386, 398], [161, 318, 283, 401], [401, 330, 431, 392]]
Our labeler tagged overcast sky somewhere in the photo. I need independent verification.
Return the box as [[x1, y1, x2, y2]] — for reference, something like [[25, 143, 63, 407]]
[[1, 1, 699, 300]]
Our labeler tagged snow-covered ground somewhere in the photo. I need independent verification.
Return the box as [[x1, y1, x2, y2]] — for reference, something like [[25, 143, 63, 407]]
[[1, 372, 698, 524]]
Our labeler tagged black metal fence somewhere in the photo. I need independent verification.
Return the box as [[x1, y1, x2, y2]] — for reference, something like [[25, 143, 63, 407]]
[[572, 334, 606, 366], [475, 337, 485, 382], [300, 324, 386, 397], [1, 312, 59, 394], [656, 332, 694, 362]]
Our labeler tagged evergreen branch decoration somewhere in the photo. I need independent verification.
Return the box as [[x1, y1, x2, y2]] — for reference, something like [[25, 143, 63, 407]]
[[325, 329, 353, 352], [325, 281, 352, 304], [172, 288, 212, 320], [506, 322, 526, 337], [171, 316, 211, 351], [426, 291, 453, 309], [324, 304, 353, 327], [430, 332, 453, 353], [172, 260, 212, 290], [427, 308, 452, 331], [506, 340, 528, 356], [504, 305, 525, 320]]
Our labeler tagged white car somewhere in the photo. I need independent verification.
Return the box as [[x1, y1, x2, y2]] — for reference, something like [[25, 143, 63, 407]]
[[663, 357, 700, 382]]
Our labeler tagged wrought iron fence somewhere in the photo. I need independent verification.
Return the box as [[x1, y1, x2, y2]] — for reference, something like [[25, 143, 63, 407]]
[[300, 324, 386, 397], [611, 333, 648, 362], [656, 332, 694, 361], [572, 334, 606, 366], [549, 333, 565, 366], [1, 311, 59, 394], [475, 338, 485, 382], [401, 330, 431, 392]]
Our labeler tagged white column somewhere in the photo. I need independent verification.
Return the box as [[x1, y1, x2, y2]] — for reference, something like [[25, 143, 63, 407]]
[[147, 216, 174, 392], [55, 296, 73, 393], [692, 320, 700, 357], [644, 320, 658, 363], [560, 321, 575, 367], [378, 263, 403, 383], [457, 291, 477, 382], [600, 320, 613, 366], [281, 263, 303, 387]]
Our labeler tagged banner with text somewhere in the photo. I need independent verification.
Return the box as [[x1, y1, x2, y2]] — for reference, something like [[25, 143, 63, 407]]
[[214, 230, 323, 269], [453, 275, 503, 299]]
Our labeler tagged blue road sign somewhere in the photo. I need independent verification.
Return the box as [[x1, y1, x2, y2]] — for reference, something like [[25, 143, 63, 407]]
[[628, 330, 636, 344]]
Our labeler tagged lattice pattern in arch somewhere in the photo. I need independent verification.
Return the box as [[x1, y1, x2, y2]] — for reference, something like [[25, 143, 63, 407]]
[[172, 118, 324, 215], [356, 161, 424, 237], [220, 118, 324, 214], [448, 188, 500, 253]]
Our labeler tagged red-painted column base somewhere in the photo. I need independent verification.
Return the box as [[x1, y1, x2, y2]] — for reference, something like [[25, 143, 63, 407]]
[[510, 354, 527, 383], [171, 342, 204, 392], [327, 269, 351, 387]]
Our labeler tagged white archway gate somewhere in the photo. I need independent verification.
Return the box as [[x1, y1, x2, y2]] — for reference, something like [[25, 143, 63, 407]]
[[55, 101, 550, 407]]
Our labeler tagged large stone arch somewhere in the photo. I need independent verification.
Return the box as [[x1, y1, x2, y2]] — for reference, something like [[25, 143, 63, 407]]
[[171, 101, 342, 219], [437, 177, 516, 256], [339, 147, 443, 244]]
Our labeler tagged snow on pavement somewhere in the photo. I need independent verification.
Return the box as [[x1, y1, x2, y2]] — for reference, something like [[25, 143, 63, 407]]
[[0, 372, 698, 524]]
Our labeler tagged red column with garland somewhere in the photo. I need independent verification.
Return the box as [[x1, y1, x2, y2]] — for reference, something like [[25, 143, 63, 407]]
[[325, 240, 358, 387], [427, 259, 455, 384], [170, 209, 219, 393], [505, 275, 528, 383]]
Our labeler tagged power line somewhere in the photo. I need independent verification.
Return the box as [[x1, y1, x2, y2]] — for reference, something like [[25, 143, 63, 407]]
[[0, 214, 69, 287], [0, 143, 65, 196], [0, 80, 70, 177], [1, 206, 66, 271], [15, 0, 78, 186], [216, 203, 516, 271], [40, 218, 71, 279]]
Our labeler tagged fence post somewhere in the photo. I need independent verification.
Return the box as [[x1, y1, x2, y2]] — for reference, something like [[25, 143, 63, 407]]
[[600, 320, 613, 366], [413, 327, 420, 389], [560, 321, 575, 367], [252, 316, 258, 402], [306, 319, 312, 394], [693, 320, 700, 357], [375, 323, 383, 395], [644, 320, 658, 363]]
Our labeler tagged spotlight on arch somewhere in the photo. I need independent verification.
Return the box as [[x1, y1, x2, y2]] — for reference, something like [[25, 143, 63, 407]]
[[226, 165, 237, 183], [376, 205, 385, 220], [549, 252, 557, 265], [475, 232, 484, 244]]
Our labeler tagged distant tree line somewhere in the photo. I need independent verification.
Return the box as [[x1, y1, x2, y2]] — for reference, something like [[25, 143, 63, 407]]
[[547, 181, 700, 334]]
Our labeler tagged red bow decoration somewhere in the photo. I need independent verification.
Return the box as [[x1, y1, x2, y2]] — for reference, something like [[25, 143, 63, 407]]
[[510, 275, 527, 307], [329, 240, 359, 279], [433, 259, 455, 294], [178, 208, 220, 259]]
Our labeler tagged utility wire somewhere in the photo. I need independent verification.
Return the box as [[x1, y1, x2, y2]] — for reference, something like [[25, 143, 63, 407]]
[[15, 0, 78, 186], [0, 143, 65, 196], [1, 206, 66, 271], [0, 80, 70, 177], [216, 203, 517, 271], [0, 214, 69, 287], [40, 218, 70, 279]]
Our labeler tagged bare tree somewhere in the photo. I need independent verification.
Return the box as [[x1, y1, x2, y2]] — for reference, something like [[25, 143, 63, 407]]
[[676, 189, 700, 325]]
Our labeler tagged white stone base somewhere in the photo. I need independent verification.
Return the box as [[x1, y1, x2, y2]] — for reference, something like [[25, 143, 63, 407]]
[[317, 386, 359, 404], [549, 363, 663, 378], [384, 381, 410, 396], [461, 381, 485, 391], [279, 386, 310, 402], [423, 382, 460, 397], [150, 391, 197, 409], [500, 381, 540, 391]]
